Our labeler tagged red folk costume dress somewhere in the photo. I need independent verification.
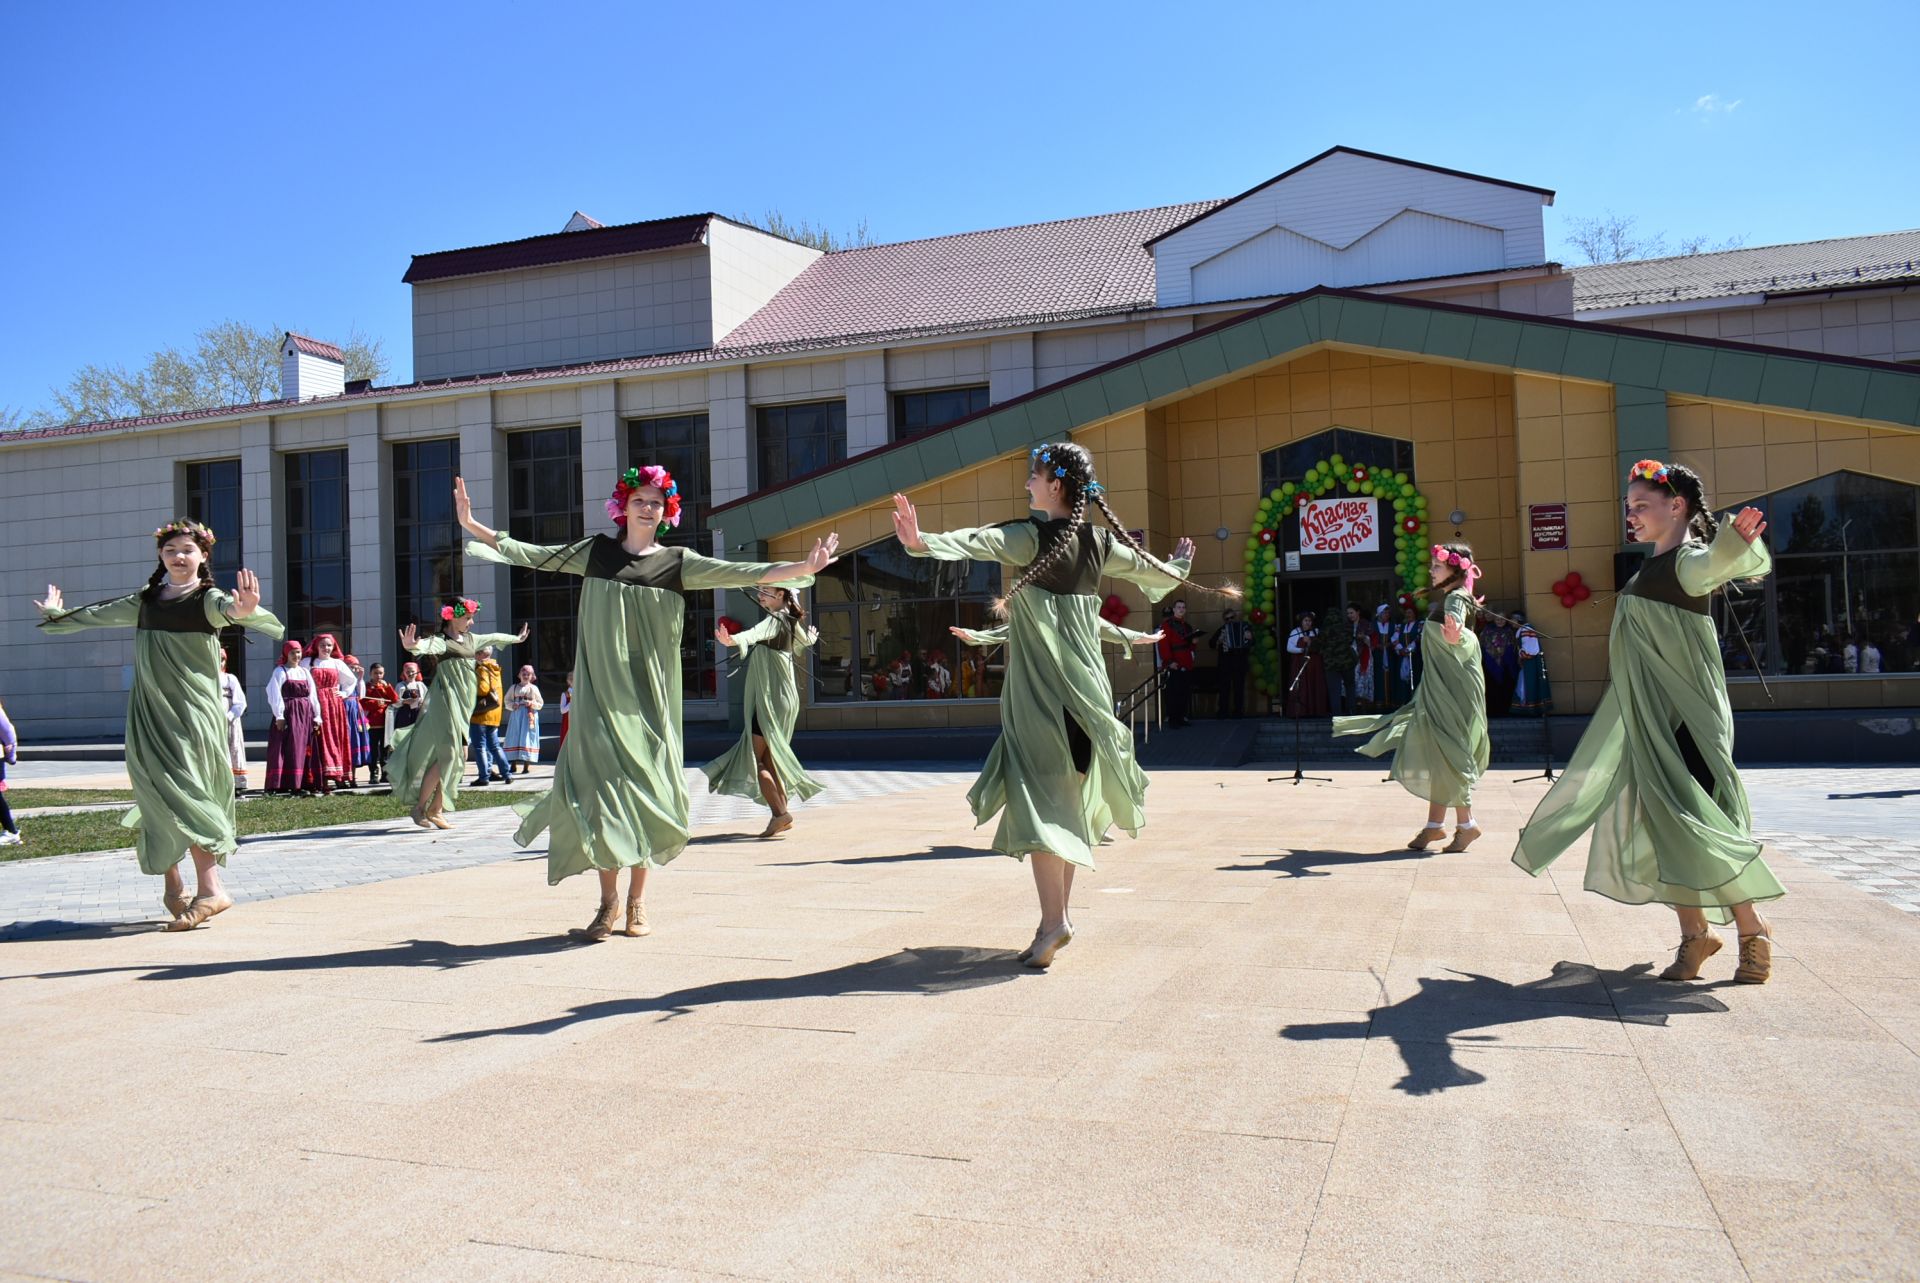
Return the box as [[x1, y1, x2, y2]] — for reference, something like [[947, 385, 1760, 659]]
[[305, 636, 357, 787]]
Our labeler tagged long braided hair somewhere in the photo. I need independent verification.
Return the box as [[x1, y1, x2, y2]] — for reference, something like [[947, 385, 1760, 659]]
[[1665, 463, 1720, 543], [994, 441, 1240, 619]]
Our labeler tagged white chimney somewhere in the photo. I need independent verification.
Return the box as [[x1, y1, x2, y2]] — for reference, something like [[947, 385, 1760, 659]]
[[281, 332, 346, 401]]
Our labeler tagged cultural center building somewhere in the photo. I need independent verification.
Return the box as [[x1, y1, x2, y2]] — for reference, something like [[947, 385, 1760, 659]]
[[4, 147, 1918, 744]]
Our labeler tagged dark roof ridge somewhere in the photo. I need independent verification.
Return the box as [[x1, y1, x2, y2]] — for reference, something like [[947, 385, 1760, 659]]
[[1144, 145, 1556, 247]]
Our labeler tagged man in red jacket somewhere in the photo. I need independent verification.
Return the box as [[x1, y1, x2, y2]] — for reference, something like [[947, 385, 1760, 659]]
[[1157, 599, 1198, 728]]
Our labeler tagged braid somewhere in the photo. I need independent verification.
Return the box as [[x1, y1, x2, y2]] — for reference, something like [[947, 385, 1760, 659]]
[[1667, 464, 1719, 543], [1089, 485, 1241, 603], [994, 488, 1087, 619], [198, 562, 215, 590], [143, 563, 167, 597]]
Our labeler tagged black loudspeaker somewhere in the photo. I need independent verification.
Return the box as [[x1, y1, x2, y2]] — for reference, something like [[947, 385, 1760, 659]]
[[1614, 549, 1647, 590]]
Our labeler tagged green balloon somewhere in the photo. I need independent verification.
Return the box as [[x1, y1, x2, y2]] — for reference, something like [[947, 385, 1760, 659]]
[[1269, 488, 1283, 502], [1282, 481, 1296, 494], [1330, 454, 1345, 468], [1394, 471, 1407, 484]]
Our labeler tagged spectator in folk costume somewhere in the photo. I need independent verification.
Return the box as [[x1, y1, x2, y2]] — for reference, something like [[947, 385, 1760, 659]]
[[1371, 604, 1396, 709], [1209, 606, 1253, 718], [1347, 603, 1377, 712], [343, 655, 372, 785], [558, 670, 573, 748], [304, 633, 357, 790], [219, 651, 248, 795], [265, 640, 322, 796], [1512, 611, 1553, 713], [503, 664, 545, 773], [394, 661, 427, 732], [1316, 605, 1360, 716], [1481, 612, 1518, 717], [1286, 612, 1328, 718], [1157, 599, 1197, 727], [358, 662, 399, 785]]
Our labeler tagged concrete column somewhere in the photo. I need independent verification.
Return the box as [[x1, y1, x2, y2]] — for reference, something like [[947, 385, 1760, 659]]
[[457, 394, 509, 616], [845, 351, 889, 453], [579, 382, 621, 529], [990, 333, 1036, 403], [345, 406, 387, 664], [709, 367, 750, 501]]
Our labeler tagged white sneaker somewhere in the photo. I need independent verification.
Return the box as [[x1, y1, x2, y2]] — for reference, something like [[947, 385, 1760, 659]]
[[0, 831, 23, 846]]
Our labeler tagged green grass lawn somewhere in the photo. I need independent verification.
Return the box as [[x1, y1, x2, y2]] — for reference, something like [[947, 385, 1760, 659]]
[[8, 788, 139, 808], [2, 788, 531, 861]]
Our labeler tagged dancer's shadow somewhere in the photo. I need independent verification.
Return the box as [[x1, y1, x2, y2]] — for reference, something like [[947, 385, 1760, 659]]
[[1220, 848, 1434, 878], [2, 935, 583, 979], [763, 846, 990, 869], [1281, 961, 1730, 1096], [429, 945, 1022, 1042], [0, 920, 170, 944]]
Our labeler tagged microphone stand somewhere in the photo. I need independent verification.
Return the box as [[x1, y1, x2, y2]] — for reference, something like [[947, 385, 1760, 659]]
[[1270, 649, 1331, 786]]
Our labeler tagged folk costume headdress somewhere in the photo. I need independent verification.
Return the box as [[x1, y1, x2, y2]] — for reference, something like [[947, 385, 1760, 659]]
[[608, 465, 683, 535]]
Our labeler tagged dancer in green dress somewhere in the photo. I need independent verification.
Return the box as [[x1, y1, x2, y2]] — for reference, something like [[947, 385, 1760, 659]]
[[387, 598, 528, 831], [703, 586, 823, 839], [1333, 542, 1491, 852], [891, 440, 1224, 969], [456, 469, 838, 941], [34, 519, 284, 930], [1515, 460, 1780, 983]]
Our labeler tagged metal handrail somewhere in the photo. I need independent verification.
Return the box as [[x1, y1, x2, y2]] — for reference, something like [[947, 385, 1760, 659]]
[[1115, 667, 1168, 743]]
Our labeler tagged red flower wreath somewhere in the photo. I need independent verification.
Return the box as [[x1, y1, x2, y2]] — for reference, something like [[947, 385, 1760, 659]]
[[1257, 528, 1276, 546], [1250, 608, 1268, 624], [1400, 516, 1420, 534], [1352, 466, 1369, 483]]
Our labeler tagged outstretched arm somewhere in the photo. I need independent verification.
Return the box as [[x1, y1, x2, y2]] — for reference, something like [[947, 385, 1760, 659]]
[[36, 586, 142, 633], [1677, 508, 1772, 597]]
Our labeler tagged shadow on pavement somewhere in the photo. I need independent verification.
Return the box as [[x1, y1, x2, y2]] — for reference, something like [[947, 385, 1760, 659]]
[[1219, 848, 1436, 877], [0, 920, 170, 943], [762, 846, 991, 868], [1281, 961, 1731, 1096], [429, 945, 1024, 1041], [2, 934, 584, 976]]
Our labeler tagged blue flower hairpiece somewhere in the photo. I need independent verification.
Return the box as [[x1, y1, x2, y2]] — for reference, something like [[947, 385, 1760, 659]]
[[1085, 481, 1104, 494], [1029, 446, 1042, 458], [1054, 466, 1065, 477]]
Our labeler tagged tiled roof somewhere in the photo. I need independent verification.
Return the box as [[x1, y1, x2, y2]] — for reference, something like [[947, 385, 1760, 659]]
[[1573, 230, 1920, 311], [715, 202, 1224, 351], [401, 213, 716, 284], [284, 332, 344, 362]]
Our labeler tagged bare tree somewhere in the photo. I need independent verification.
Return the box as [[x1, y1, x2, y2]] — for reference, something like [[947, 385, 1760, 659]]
[[741, 210, 875, 253], [31, 321, 391, 426], [1563, 211, 1747, 265]]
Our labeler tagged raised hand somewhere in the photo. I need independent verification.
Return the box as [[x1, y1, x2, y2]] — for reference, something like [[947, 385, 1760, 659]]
[[803, 532, 841, 573], [1730, 507, 1767, 544], [1442, 614, 1464, 647], [891, 494, 925, 552], [454, 476, 474, 529], [399, 624, 419, 652], [714, 624, 734, 649], [1173, 536, 1195, 561], [515, 623, 531, 642], [230, 568, 261, 617], [34, 583, 63, 613]]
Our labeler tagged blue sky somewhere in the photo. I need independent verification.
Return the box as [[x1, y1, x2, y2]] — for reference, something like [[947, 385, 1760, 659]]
[[3, 0, 1915, 417]]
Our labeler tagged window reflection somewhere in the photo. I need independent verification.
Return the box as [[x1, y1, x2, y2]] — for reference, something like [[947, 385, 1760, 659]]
[[811, 537, 1003, 701]]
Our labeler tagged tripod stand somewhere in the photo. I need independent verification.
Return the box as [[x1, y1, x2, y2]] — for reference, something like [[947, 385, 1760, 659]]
[[1269, 655, 1331, 786]]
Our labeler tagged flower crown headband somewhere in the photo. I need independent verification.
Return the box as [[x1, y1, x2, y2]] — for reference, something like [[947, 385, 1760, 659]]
[[1628, 458, 1673, 488], [1028, 446, 1104, 494], [440, 598, 481, 621], [1431, 544, 1484, 594], [154, 518, 216, 545], [607, 465, 684, 534]]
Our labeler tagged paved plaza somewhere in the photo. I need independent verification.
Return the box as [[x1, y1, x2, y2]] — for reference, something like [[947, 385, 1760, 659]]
[[2, 764, 1917, 1280]]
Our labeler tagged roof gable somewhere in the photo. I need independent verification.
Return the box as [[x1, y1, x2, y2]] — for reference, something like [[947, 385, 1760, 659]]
[[1149, 147, 1554, 309]]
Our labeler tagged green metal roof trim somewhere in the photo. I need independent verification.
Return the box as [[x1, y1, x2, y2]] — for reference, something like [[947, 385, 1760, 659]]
[[710, 286, 1920, 545]]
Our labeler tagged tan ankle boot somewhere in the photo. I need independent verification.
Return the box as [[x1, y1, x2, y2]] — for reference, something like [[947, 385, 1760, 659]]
[[1734, 921, 1774, 984], [570, 898, 620, 942], [1407, 824, 1446, 851], [621, 897, 651, 937], [1443, 823, 1482, 853], [1659, 931, 1722, 981]]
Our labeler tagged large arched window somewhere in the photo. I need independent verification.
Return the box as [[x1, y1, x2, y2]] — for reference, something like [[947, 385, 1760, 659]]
[[1718, 471, 1920, 676], [810, 537, 1003, 702]]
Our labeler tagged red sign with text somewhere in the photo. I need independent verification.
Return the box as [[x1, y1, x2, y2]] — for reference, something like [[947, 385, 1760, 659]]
[[1299, 498, 1379, 555], [1529, 504, 1568, 550]]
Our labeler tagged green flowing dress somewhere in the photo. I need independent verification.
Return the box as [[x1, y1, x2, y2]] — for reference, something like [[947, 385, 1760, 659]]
[[909, 519, 1190, 870], [386, 630, 522, 814], [701, 608, 824, 810], [1514, 526, 1781, 922], [468, 533, 809, 884], [1331, 589, 1489, 807], [38, 586, 285, 874]]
